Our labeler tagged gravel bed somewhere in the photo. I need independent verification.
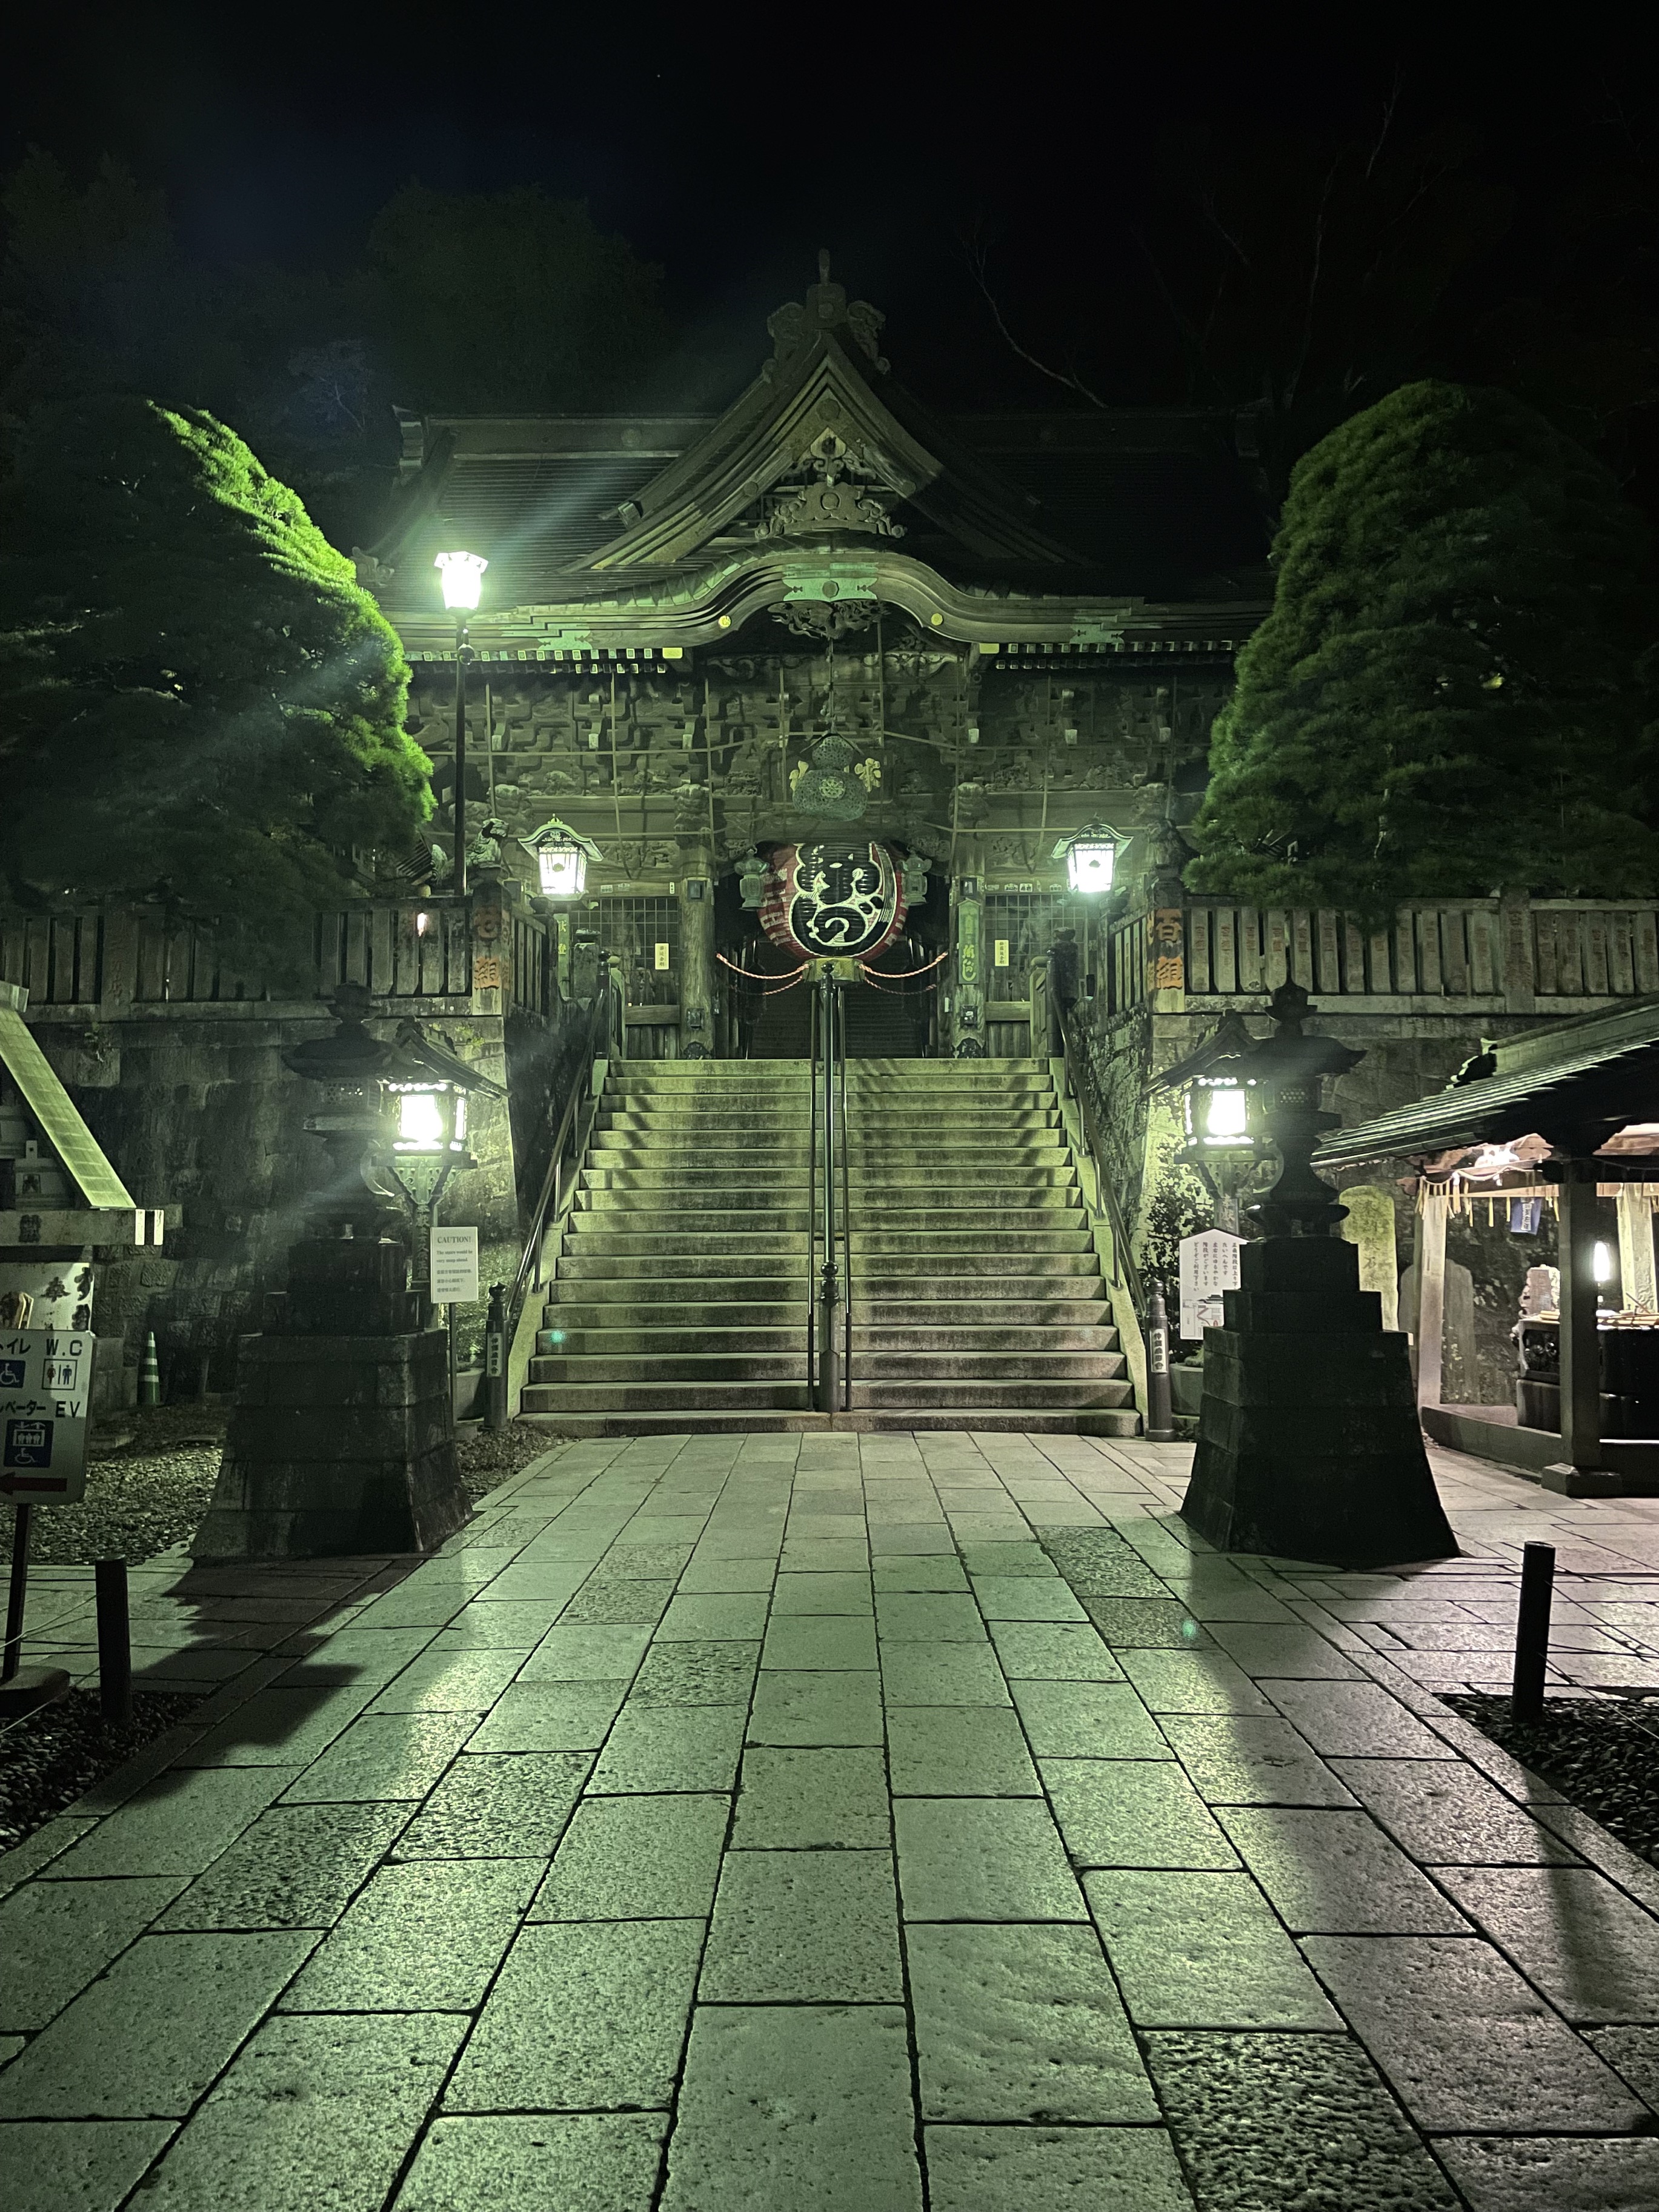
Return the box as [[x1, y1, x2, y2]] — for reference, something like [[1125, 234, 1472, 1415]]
[[1, 1448, 223, 1567], [1, 1412, 555, 1570], [455, 1418, 568, 1500], [0, 1689, 205, 1856], [1445, 1690, 1659, 1867]]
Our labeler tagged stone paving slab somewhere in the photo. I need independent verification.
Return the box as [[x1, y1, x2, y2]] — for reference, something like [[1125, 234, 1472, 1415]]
[[10, 1430, 1659, 2206]]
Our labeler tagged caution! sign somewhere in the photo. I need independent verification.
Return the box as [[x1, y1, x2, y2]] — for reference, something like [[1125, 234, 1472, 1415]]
[[0, 1330, 93, 1503]]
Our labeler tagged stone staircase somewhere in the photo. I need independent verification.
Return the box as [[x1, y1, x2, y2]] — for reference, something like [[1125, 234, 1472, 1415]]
[[520, 1057, 1137, 1435]]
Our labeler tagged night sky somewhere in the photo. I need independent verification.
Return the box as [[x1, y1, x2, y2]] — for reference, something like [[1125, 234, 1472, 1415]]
[[2, 6, 1637, 409]]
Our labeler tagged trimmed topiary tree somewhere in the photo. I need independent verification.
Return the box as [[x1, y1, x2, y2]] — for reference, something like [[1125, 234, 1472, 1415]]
[[0, 395, 431, 978], [1187, 380, 1655, 916]]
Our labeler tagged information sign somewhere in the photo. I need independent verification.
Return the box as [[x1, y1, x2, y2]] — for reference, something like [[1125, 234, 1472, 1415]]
[[1179, 1231, 1245, 1341], [0, 1329, 93, 1503], [430, 1226, 480, 1304]]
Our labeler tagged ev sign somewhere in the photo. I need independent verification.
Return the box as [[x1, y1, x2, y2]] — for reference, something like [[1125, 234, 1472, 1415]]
[[0, 1330, 93, 1503]]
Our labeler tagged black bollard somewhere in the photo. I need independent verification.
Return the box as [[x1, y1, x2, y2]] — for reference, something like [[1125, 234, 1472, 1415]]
[[2, 1503, 32, 1684], [485, 1283, 508, 1433], [1511, 1541, 1556, 1724], [1145, 1280, 1176, 1441], [95, 1559, 132, 1729]]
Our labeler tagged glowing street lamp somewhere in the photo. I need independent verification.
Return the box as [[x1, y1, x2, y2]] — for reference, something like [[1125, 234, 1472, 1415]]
[[434, 550, 488, 611], [519, 816, 602, 900], [1054, 822, 1124, 895], [434, 551, 488, 897]]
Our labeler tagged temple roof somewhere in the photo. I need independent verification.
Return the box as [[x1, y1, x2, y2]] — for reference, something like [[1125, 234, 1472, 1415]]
[[367, 259, 1272, 653]]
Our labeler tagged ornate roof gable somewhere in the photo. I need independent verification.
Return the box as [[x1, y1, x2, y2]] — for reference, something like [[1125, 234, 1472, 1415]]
[[580, 254, 1079, 572]]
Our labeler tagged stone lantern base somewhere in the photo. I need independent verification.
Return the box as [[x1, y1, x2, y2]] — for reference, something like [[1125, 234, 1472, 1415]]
[[1180, 1236, 1457, 1569], [192, 1232, 470, 1561]]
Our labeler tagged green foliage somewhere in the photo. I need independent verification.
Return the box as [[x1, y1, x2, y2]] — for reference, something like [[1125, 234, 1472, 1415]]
[[1187, 381, 1656, 914], [0, 395, 431, 979]]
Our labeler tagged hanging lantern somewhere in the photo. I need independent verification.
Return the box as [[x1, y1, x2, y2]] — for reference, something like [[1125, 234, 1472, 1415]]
[[519, 816, 602, 898], [791, 732, 868, 822], [1054, 820, 1126, 894], [739, 850, 770, 909], [760, 843, 906, 961]]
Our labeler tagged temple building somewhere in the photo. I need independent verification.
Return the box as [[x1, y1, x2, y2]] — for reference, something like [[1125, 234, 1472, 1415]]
[[359, 255, 1271, 1058], [13, 261, 1654, 1436]]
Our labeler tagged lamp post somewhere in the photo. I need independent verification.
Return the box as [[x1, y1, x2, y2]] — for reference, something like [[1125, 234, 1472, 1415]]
[[435, 551, 488, 896]]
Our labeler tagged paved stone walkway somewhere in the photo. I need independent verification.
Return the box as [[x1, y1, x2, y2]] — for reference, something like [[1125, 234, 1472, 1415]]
[[5, 1432, 1659, 2210]]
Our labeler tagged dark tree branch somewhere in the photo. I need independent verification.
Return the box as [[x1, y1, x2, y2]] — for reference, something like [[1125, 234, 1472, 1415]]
[[962, 233, 1109, 409]]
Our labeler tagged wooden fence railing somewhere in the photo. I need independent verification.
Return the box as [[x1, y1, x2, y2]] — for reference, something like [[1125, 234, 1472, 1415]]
[[1103, 898, 1659, 1015], [0, 894, 556, 1018]]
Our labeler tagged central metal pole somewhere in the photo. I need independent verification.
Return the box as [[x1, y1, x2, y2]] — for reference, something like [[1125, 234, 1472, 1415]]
[[453, 615, 471, 895], [817, 971, 842, 1416]]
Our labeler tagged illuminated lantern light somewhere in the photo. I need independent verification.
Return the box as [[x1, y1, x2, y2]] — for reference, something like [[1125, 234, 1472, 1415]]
[[520, 816, 602, 899], [1204, 1084, 1251, 1141], [387, 1079, 468, 1155], [1054, 820, 1125, 895], [434, 550, 488, 611], [1067, 841, 1117, 894]]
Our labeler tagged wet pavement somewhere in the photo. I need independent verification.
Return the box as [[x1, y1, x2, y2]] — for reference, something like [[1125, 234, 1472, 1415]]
[[5, 1430, 1659, 2210]]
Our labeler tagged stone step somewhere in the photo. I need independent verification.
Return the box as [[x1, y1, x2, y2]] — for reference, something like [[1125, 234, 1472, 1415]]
[[529, 1348, 1125, 1384], [521, 1380, 816, 1412], [591, 1129, 1069, 1154], [556, 1252, 811, 1279], [553, 1250, 1102, 1283], [536, 1324, 1118, 1357], [565, 1229, 1094, 1258], [577, 1189, 1085, 1217], [522, 1375, 1131, 1414], [580, 1165, 1077, 1192], [531, 1353, 812, 1383], [540, 1295, 1108, 1327], [519, 1406, 1141, 1436], [613, 1058, 1042, 1078], [848, 1376, 1135, 1409], [593, 1117, 1059, 1141]]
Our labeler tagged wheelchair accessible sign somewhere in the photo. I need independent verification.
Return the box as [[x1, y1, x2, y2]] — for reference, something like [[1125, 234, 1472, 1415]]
[[0, 1330, 93, 1502]]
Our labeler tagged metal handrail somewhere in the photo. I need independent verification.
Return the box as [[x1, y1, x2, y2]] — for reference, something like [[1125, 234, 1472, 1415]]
[[839, 993, 851, 1403], [808, 983, 820, 1398], [806, 970, 850, 1413], [1060, 1004, 1145, 1320], [507, 957, 621, 1338]]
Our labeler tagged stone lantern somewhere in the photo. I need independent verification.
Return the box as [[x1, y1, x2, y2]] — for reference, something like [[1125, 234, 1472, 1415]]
[[1180, 978, 1456, 1568], [191, 986, 472, 1561]]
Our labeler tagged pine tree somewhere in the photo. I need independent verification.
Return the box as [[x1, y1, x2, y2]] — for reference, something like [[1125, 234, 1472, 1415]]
[[0, 395, 431, 977], [1186, 380, 1655, 915]]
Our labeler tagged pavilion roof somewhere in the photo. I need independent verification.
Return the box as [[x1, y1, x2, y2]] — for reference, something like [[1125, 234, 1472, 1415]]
[[1315, 998, 1659, 1170]]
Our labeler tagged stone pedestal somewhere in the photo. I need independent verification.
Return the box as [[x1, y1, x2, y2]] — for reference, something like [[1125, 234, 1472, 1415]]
[[1181, 1237, 1457, 1569], [192, 1232, 470, 1560]]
